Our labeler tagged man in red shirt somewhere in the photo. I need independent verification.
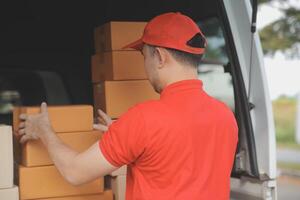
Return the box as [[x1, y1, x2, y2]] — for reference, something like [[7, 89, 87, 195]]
[[18, 12, 238, 200]]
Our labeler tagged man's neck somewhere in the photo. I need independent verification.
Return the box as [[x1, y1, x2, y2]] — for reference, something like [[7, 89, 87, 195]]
[[162, 70, 198, 91]]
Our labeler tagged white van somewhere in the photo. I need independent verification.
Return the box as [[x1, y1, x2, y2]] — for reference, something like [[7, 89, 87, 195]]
[[0, 0, 276, 199]]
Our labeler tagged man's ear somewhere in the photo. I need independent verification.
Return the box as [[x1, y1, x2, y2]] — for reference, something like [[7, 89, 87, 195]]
[[155, 47, 168, 69]]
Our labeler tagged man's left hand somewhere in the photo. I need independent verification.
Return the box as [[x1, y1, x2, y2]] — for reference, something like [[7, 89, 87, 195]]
[[18, 102, 53, 144]]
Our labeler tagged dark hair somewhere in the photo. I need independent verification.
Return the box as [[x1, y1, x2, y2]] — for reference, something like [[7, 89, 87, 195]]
[[148, 33, 206, 68]]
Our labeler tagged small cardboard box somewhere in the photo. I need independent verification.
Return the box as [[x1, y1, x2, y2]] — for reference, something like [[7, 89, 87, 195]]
[[0, 185, 19, 200], [91, 51, 146, 82], [19, 165, 104, 200], [13, 105, 93, 134], [22, 131, 102, 167], [36, 189, 113, 200], [0, 125, 14, 189], [111, 175, 126, 200], [93, 80, 159, 118], [94, 21, 146, 52]]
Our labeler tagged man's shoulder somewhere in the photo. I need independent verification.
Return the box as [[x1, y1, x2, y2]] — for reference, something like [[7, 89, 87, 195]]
[[135, 99, 162, 109], [205, 95, 236, 121], [124, 99, 164, 118], [114, 100, 163, 129]]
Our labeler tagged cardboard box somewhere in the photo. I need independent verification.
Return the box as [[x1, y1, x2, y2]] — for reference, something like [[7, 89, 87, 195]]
[[22, 131, 103, 167], [0, 125, 14, 189], [110, 166, 127, 177], [13, 108, 21, 136], [93, 80, 159, 118], [94, 22, 146, 52], [111, 175, 126, 200], [13, 134, 22, 184], [91, 51, 146, 82], [36, 190, 113, 200], [0, 185, 19, 200], [13, 105, 93, 134], [19, 165, 104, 200]]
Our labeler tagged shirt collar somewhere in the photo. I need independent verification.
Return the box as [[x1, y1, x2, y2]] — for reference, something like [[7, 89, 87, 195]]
[[160, 79, 203, 99]]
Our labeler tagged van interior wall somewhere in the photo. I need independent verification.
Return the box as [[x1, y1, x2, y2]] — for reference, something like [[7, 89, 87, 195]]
[[0, 0, 217, 105]]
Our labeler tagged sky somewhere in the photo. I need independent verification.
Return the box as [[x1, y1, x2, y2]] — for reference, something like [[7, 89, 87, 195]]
[[257, 1, 300, 100]]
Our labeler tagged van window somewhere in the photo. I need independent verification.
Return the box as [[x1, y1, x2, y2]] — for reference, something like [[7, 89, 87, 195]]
[[197, 18, 235, 111]]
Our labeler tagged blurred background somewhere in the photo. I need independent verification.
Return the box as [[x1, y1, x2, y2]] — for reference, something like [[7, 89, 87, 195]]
[[0, 0, 299, 199], [257, 0, 300, 199]]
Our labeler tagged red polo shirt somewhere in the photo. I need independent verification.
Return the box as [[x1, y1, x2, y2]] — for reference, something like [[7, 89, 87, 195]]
[[99, 79, 238, 200]]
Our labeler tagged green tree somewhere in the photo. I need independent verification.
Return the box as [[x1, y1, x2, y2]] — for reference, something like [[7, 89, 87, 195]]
[[258, 0, 300, 58]]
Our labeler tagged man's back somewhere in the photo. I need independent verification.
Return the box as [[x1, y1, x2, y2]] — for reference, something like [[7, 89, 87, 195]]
[[100, 79, 238, 200]]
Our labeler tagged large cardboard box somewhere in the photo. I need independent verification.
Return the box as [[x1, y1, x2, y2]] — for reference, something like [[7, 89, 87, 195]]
[[0, 185, 19, 200], [111, 175, 126, 200], [19, 165, 104, 200], [0, 125, 14, 189], [13, 105, 93, 134], [22, 131, 102, 167], [94, 22, 146, 52], [93, 80, 159, 118], [91, 51, 146, 82], [36, 190, 113, 200]]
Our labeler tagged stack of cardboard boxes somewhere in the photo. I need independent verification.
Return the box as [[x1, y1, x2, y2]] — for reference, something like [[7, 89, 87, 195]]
[[93, 22, 159, 200], [13, 105, 113, 200], [1, 21, 158, 200], [0, 125, 19, 200], [92, 21, 160, 118]]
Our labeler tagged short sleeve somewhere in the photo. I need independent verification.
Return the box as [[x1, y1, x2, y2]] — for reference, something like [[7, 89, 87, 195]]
[[99, 105, 147, 167]]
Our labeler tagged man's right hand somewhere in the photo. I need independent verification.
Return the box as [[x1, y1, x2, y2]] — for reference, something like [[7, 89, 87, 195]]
[[93, 109, 113, 132]]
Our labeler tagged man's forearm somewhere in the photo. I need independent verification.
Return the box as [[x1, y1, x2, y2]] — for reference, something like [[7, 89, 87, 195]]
[[18, 103, 109, 185], [39, 130, 79, 184]]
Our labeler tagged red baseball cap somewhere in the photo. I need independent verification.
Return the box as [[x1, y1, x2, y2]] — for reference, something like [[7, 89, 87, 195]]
[[123, 12, 207, 54]]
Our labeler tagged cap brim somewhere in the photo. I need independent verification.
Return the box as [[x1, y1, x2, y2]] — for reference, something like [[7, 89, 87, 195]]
[[122, 38, 144, 50]]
